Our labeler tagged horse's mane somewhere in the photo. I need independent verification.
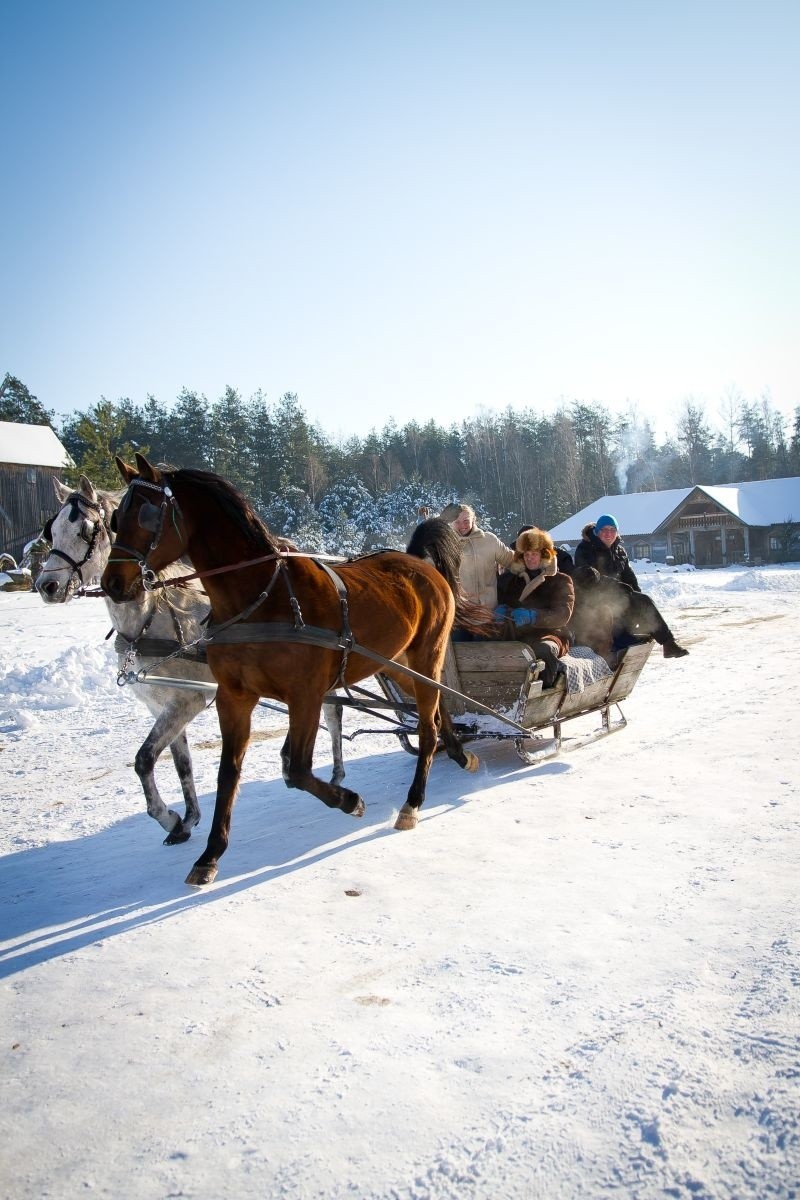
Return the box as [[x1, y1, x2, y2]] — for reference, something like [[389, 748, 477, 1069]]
[[91, 486, 124, 510], [59, 481, 124, 514], [406, 518, 502, 637], [167, 467, 280, 553]]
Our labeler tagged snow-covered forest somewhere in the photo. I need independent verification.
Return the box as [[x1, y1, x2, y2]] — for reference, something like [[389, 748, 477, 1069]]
[[4, 373, 800, 553]]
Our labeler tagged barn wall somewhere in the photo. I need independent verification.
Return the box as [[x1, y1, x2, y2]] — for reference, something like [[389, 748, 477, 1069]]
[[0, 464, 63, 562]]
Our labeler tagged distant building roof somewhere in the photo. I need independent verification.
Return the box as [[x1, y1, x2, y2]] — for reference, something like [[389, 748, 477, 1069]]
[[550, 478, 800, 541], [0, 421, 74, 468], [699, 480, 800, 526]]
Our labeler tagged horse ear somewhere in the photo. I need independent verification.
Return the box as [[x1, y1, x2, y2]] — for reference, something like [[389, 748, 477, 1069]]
[[115, 455, 138, 483], [53, 477, 71, 503], [134, 453, 160, 483], [79, 474, 98, 502]]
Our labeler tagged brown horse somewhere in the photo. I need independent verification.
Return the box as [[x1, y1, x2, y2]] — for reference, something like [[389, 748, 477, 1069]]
[[102, 454, 478, 885]]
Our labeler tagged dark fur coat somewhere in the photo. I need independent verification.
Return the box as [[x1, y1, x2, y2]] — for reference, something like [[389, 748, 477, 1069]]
[[496, 557, 575, 657]]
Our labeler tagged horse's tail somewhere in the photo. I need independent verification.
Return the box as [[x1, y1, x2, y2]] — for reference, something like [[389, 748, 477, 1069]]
[[405, 518, 502, 637]]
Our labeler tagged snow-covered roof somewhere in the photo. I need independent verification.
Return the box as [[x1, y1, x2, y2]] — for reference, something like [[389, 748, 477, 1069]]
[[549, 488, 692, 541], [549, 478, 800, 541], [0, 421, 74, 468], [699, 479, 800, 526]]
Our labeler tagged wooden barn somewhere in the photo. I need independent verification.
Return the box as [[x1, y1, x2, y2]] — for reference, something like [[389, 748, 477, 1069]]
[[0, 421, 75, 562], [550, 479, 800, 567]]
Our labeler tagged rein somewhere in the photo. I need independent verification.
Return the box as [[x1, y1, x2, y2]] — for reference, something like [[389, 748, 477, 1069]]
[[140, 551, 283, 591], [112, 549, 348, 592]]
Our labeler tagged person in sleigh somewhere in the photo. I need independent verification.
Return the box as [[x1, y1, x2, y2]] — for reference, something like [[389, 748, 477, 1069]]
[[494, 527, 575, 688], [572, 514, 689, 661]]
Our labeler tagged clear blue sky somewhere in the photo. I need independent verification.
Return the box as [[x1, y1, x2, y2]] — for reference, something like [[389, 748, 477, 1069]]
[[2, 0, 798, 441]]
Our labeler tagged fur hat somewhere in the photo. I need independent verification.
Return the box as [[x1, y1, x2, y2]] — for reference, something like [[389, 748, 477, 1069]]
[[439, 502, 474, 523], [514, 527, 555, 561]]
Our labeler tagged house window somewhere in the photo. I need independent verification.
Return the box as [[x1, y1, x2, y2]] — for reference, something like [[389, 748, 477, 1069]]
[[632, 543, 651, 560], [27, 468, 36, 484], [770, 537, 780, 551]]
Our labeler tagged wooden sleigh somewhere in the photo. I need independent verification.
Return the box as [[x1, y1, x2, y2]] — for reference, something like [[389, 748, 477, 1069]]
[[133, 637, 655, 769], [369, 639, 655, 766]]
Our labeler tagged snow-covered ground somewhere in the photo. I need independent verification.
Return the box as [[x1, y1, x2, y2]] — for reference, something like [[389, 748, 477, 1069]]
[[2, 566, 799, 1199]]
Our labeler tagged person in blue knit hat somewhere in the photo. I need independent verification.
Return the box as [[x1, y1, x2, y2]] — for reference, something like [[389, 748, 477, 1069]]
[[574, 514, 639, 588], [572, 513, 688, 659]]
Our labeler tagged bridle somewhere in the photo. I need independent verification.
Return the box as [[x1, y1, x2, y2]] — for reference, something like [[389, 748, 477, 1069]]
[[108, 476, 355, 665], [109, 476, 293, 592], [42, 493, 112, 592], [109, 478, 184, 590]]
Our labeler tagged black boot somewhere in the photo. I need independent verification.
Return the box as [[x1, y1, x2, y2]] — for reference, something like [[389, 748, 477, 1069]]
[[662, 638, 689, 659], [530, 639, 561, 687]]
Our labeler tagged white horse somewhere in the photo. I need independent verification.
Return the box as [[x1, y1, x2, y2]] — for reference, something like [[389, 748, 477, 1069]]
[[36, 475, 214, 844], [36, 475, 348, 840]]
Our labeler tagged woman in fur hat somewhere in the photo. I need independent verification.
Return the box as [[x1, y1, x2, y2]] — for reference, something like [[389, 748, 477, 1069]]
[[495, 527, 575, 687]]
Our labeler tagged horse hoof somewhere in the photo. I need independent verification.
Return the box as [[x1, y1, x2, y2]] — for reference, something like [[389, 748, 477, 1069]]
[[164, 827, 191, 845], [463, 750, 480, 773], [185, 863, 218, 886], [341, 792, 365, 818], [394, 805, 418, 831]]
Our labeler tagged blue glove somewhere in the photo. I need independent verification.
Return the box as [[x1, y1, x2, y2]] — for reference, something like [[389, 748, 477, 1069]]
[[511, 607, 538, 627], [493, 604, 511, 619]]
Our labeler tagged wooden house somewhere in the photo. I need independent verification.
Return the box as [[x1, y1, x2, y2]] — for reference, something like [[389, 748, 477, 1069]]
[[550, 479, 800, 568], [0, 421, 75, 562]]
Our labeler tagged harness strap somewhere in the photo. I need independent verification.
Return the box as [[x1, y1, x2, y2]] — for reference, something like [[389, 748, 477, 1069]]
[[45, 546, 89, 573], [112, 634, 208, 662], [310, 558, 354, 688], [201, 620, 530, 733], [164, 592, 191, 645]]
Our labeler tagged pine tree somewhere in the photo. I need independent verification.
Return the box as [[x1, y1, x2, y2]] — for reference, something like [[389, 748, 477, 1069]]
[[62, 400, 145, 489], [165, 389, 212, 470], [0, 374, 55, 425]]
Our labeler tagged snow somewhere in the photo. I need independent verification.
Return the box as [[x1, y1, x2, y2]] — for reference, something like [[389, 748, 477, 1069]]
[[2, 566, 799, 1199], [701, 479, 800, 527], [0, 420, 74, 467]]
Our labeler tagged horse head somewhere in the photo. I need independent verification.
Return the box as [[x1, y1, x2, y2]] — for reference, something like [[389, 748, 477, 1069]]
[[36, 474, 120, 603], [103, 454, 281, 608], [102, 454, 189, 603]]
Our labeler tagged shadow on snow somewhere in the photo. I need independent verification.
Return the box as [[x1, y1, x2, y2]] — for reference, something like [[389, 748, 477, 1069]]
[[0, 743, 564, 978]]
